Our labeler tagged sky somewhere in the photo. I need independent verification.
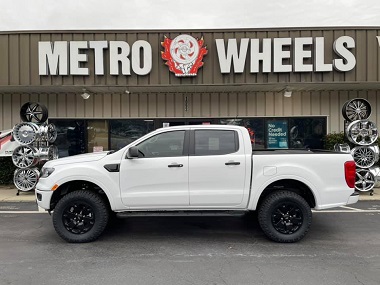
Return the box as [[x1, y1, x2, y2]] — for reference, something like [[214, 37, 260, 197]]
[[1, 0, 380, 31]]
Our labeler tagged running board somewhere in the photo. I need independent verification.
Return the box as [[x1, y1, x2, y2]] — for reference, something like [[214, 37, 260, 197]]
[[116, 210, 249, 218]]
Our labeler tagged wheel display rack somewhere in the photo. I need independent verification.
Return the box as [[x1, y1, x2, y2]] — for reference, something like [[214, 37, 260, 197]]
[[337, 98, 379, 195], [12, 102, 58, 194]]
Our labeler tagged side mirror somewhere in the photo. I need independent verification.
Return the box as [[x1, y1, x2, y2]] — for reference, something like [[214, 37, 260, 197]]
[[126, 146, 139, 159]]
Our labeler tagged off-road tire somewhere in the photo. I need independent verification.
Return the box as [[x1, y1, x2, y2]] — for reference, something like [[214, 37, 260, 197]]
[[53, 190, 109, 243], [258, 191, 312, 243]]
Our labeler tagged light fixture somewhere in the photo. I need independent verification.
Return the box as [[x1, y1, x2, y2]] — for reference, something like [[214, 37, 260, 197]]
[[283, 87, 292, 98], [125, 89, 130, 94], [81, 89, 91, 100]]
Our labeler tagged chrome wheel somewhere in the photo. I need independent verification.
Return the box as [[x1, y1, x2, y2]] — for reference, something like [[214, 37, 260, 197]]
[[355, 168, 376, 192], [48, 145, 59, 160], [62, 202, 95, 235], [13, 168, 39, 191], [12, 145, 39, 168], [342, 98, 371, 122], [13, 122, 40, 145], [347, 120, 378, 146], [334, 143, 351, 153], [20, 102, 48, 123], [351, 146, 379, 168], [46, 123, 57, 143]]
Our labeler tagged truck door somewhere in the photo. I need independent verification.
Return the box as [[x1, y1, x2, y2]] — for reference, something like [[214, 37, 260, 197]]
[[120, 130, 189, 208], [189, 129, 248, 207]]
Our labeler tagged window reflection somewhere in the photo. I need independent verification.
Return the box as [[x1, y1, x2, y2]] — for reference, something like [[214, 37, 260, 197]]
[[289, 118, 326, 149], [49, 120, 86, 158], [218, 118, 265, 149], [110, 120, 154, 151]]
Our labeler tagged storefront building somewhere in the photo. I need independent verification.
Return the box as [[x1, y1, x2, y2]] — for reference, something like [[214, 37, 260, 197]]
[[1, 27, 380, 156]]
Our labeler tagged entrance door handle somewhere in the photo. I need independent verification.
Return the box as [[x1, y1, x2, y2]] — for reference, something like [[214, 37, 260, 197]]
[[168, 164, 183, 168], [225, 161, 240, 166]]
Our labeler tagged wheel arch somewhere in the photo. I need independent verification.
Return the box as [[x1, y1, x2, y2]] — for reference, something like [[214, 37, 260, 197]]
[[256, 179, 316, 210], [50, 180, 112, 211]]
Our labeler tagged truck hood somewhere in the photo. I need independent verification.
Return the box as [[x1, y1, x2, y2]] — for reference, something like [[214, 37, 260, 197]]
[[45, 151, 109, 167]]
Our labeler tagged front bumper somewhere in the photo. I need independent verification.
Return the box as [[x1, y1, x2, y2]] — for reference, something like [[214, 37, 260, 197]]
[[35, 189, 54, 210], [347, 191, 359, 205]]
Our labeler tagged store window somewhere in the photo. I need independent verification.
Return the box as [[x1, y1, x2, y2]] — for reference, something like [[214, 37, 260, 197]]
[[87, 120, 109, 152], [218, 118, 265, 149], [110, 120, 154, 151], [50, 117, 326, 158], [220, 117, 326, 149], [49, 120, 86, 157], [288, 117, 326, 149]]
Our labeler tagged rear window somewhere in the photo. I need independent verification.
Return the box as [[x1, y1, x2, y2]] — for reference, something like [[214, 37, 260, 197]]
[[194, 130, 238, 156]]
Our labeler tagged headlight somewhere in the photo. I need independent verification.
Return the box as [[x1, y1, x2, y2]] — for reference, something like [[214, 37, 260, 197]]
[[40, 167, 55, 178]]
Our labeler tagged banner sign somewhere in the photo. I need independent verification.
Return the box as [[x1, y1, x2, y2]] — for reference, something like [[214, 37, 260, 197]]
[[267, 120, 288, 149]]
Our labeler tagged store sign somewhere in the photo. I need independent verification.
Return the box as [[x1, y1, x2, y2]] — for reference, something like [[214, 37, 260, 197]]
[[267, 121, 288, 149], [216, 36, 356, 73], [38, 35, 357, 76], [161, 34, 208, 77], [39, 40, 152, 76]]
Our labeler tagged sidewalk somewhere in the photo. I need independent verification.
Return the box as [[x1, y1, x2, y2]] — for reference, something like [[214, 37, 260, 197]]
[[0, 184, 379, 202]]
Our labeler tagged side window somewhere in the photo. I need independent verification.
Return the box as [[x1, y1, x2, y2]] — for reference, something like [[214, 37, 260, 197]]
[[137, 131, 185, 158], [194, 130, 238, 156]]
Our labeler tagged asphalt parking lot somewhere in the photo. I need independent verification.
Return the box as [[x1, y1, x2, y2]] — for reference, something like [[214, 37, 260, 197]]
[[0, 200, 379, 285]]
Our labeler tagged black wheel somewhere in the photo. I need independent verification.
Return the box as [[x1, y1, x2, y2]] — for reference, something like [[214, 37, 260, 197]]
[[20, 102, 48, 123], [53, 190, 109, 243], [258, 191, 312, 243]]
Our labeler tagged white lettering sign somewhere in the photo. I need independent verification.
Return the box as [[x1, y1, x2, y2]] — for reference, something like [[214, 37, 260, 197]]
[[216, 36, 356, 73], [39, 40, 152, 76]]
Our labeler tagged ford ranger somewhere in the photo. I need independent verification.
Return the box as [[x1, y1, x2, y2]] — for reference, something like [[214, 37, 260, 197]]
[[35, 125, 358, 243]]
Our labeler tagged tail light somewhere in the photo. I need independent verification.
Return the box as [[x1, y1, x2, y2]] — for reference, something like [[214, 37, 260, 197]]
[[344, 161, 356, 188]]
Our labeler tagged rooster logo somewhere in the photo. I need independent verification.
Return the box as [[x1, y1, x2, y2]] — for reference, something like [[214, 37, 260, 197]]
[[161, 34, 208, 77]]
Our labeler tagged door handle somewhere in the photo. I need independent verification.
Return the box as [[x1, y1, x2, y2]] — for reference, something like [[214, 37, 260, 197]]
[[225, 161, 240, 166], [168, 164, 183, 168]]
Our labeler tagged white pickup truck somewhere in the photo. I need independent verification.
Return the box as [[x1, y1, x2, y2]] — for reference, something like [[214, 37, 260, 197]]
[[36, 125, 358, 243]]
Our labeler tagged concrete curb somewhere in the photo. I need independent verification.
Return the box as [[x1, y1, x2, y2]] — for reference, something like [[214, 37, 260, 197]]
[[0, 185, 379, 202]]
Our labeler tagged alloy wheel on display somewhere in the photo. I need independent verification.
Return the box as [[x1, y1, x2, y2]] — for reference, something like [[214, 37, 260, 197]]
[[46, 123, 57, 143], [334, 143, 351, 153], [355, 168, 376, 192], [20, 102, 48, 123], [12, 122, 40, 145], [347, 120, 378, 146], [48, 145, 59, 160], [13, 168, 40, 191], [342, 98, 371, 122], [351, 146, 379, 168], [12, 145, 39, 168]]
